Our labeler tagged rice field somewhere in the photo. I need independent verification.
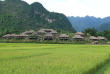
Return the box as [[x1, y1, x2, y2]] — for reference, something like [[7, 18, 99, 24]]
[[0, 43, 110, 74], [104, 67, 110, 74]]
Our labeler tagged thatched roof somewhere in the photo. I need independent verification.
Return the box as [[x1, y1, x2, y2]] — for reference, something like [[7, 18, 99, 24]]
[[38, 29, 57, 33], [18, 33, 29, 37], [23, 30, 36, 35], [10, 33, 18, 36], [59, 34, 69, 38], [41, 29, 54, 32], [38, 29, 53, 32], [37, 29, 47, 34], [73, 35, 84, 39], [92, 41, 100, 44], [94, 41, 100, 43], [75, 32, 85, 36], [97, 36, 106, 40], [44, 33, 53, 37], [89, 36, 98, 40], [107, 42, 110, 44], [2, 34, 11, 37], [2, 33, 18, 38], [50, 30, 58, 34]]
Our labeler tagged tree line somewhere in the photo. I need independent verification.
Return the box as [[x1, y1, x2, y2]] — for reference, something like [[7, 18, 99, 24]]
[[83, 27, 110, 40]]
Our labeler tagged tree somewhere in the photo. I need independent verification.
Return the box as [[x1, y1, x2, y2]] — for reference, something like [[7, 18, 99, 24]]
[[0, 0, 75, 37], [83, 27, 97, 36]]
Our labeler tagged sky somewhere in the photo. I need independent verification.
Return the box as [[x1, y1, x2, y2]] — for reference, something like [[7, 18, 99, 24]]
[[23, 0, 110, 18]]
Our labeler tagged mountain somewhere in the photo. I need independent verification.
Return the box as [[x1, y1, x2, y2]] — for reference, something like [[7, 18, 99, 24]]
[[68, 16, 110, 31], [97, 23, 110, 31], [0, 0, 75, 36]]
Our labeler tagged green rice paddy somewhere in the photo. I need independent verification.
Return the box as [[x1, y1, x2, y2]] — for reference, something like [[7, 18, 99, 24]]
[[0, 43, 110, 74]]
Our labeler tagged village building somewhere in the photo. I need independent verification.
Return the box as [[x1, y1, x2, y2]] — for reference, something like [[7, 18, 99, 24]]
[[29, 35, 40, 40], [37, 29, 58, 35], [89, 36, 98, 41], [41, 29, 54, 33], [22, 30, 36, 35], [50, 30, 58, 36], [37, 30, 46, 35], [59, 34, 69, 41], [18, 30, 38, 39], [97, 36, 107, 41], [10, 33, 18, 39], [17, 33, 29, 39], [2, 33, 18, 39], [72, 35, 84, 41], [107, 42, 110, 45], [44, 33, 54, 40], [92, 41, 101, 45], [2, 34, 11, 39], [75, 32, 85, 37]]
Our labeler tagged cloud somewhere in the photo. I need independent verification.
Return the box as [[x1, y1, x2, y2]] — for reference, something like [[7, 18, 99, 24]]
[[23, 0, 110, 18]]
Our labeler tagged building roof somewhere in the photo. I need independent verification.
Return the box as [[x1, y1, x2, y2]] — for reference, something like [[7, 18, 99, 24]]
[[73, 35, 84, 39], [37, 29, 47, 34], [50, 30, 58, 34], [94, 41, 100, 42], [75, 32, 85, 35], [10, 33, 18, 36], [38, 28, 57, 32], [41, 29, 54, 31], [18, 33, 29, 37], [23, 30, 36, 35], [97, 36, 106, 40], [2, 33, 18, 37], [89, 36, 98, 40], [59, 34, 69, 38], [92, 41, 100, 44], [107, 42, 110, 44], [2, 34, 11, 37], [44, 33, 53, 37], [37, 28, 58, 35]]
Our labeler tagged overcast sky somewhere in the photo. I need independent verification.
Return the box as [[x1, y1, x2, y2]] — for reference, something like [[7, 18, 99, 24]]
[[23, 0, 110, 18]]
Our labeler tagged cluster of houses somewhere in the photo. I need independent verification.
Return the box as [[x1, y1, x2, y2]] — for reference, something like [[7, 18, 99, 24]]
[[89, 36, 107, 44], [2, 28, 109, 44]]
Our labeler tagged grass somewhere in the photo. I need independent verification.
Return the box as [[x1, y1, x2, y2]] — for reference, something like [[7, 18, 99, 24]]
[[0, 43, 110, 74], [94, 59, 110, 74], [104, 67, 110, 74]]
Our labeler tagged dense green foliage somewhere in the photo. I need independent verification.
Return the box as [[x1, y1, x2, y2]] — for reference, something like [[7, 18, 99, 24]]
[[97, 23, 110, 32], [97, 30, 110, 40], [0, 43, 110, 74], [0, 0, 74, 36], [83, 27, 97, 36], [68, 16, 110, 31], [83, 28, 110, 40]]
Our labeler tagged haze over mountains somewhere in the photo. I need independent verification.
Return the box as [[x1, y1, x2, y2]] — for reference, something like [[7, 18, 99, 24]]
[[68, 16, 110, 31]]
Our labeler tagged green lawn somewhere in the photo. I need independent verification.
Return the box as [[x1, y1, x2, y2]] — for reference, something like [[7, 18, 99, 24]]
[[0, 43, 110, 74]]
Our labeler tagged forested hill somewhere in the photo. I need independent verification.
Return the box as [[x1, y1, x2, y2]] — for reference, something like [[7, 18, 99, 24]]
[[68, 16, 110, 31], [0, 0, 75, 36], [97, 23, 110, 31]]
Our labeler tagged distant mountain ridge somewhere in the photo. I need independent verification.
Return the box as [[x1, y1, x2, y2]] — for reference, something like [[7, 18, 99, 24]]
[[68, 16, 110, 31], [0, 0, 75, 36], [97, 23, 110, 31]]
